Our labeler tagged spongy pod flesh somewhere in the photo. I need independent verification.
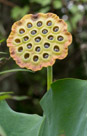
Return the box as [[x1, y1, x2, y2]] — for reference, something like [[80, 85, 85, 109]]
[[7, 13, 72, 71]]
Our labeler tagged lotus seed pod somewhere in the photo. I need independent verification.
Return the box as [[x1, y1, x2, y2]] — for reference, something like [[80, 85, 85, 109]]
[[7, 13, 72, 71]]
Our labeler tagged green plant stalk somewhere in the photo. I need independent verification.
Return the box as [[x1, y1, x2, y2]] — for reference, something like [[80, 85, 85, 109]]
[[47, 66, 53, 91]]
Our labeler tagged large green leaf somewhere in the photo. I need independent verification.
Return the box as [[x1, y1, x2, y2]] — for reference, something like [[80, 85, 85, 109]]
[[0, 101, 43, 136], [40, 78, 87, 136], [0, 126, 7, 136], [0, 78, 87, 136]]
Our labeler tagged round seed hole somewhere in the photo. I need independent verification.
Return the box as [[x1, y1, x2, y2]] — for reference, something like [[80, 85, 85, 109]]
[[35, 47, 40, 52], [47, 20, 52, 26], [19, 28, 25, 34], [18, 46, 23, 52], [27, 43, 32, 49], [35, 37, 41, 42], [43, 53, 49, 59], [27, 22, 32, 28], [31, 30, 37, 35], [48, 35, 54, 40], [24, 53, 30, 59], [44, 43, 50, 48], [42, 29, 48, 34], [54, 46, 60, 52], [15, 39, 20, 43], [53, 26, 59, 32], [37, 21, 42, 27], [57, 36, 64, 41], [24, 36, 29, 41], [33, 55, 39, 62]]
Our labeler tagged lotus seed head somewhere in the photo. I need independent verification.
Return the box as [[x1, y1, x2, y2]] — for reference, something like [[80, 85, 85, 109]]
[[7, 13, 72, 71]]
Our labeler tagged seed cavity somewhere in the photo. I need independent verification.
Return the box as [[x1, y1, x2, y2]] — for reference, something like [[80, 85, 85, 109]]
[[57, 36, 64, 41], [24, 53, 30, 59], [37, 21, 42, 27], [27, 43, 32, 49], [48, 35, 54, 40], [43, 53, 49, 59], [42, 29, 48, 34], [19, 28, 25, 34], [54, 46, 60, 52], [27, 22, 32, 28], [24, 36, 29, 41], [44, 43, 50, 48], [53, 26, 59, 32], [31, 30, 37, 35], [35, 37, 41, 42], [18, 46, 23, 52], [15, 39, 20, 43], [47, 20, 52, 26], [35, 47, 40, 52], [33, 55, 38, 62]]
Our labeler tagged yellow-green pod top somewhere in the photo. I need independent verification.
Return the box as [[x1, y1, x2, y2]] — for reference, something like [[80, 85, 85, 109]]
[[7, 13, 72, 71]]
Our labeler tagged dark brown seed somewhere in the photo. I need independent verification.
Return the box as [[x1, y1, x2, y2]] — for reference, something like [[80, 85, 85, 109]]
[[31, 30, 37, 35], [47, 21, 52, 26], [15, 39, 20, 43], [18, 47, 23, 52], [24, 36, 29, 41], [37, 21, 42, 27], [42, 29, 48, 34], [48, 35, 54, 40], [19, 29, 25, 34], [43, 53, 49, 58], [53, 26, 59, 32], [44, 43, 50, 48], [35, 47, 40, 52], [27, 23, 32, 28], [24, 53, 29, 59], [27, 43, 32, 49], [57, 36, 64, 41], [35, 37, 41, 42], [33, 56, 38, 62], [54, 46, 59, 52]]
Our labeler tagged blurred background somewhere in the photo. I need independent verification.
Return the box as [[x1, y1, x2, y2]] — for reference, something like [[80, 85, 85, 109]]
[[0, 0, 87, 115]]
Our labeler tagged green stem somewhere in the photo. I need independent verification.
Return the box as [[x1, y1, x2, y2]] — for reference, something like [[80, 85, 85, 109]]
[[47, 66, 53, 91]]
